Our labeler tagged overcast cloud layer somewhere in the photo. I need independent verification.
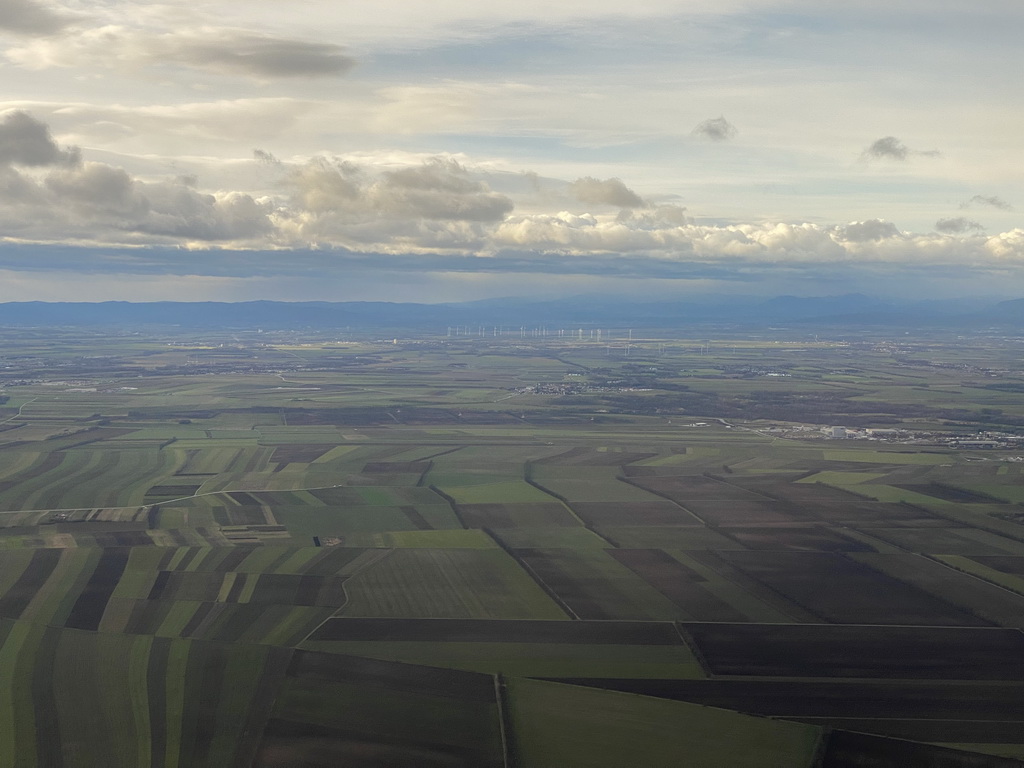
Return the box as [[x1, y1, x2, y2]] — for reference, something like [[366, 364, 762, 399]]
[[0, 0, 1021, 301]]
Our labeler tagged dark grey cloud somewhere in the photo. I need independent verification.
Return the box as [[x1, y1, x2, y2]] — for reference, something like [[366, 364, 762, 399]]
[[935, 217, 983, 234], [45, 163, 144, 216], [0, 110, 80, 167], [961, 194, 1012, 211], [177, 34, 356, 79], [289, 157, 514, 226], [253, 148, 281, 165], [863, 136, 940, 161], [0, 0, 74, 35], [570, 176, 645, 208], [6, 27, 357, 80], [0, 120, 275, 241], [692, 116, 737, 142], [377, 159, 514, 222], [43, 163, 272, 239], [837, 219, 901, 242]]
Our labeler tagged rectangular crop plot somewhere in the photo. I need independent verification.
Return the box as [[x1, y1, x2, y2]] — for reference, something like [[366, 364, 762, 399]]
[[256, 650, 505, 768], [555, 678, 1024, 722], [571, 501, 699, 527], [680, 500, 815, 526], [820, 730, 1024, 768], [629, 476, 769, 503], [716, 550, 988, 626], [535, 447, 657, 466], [457, 502, 579, 528], [309, 618, 685, 644], [894, 484, 1001, 503], [271, 444, 334, 464], [683, 623, 1024, 679], [606, 549, 748, 622], [338, 548, 567, 620], [515, 547, 686, 621], [722, 526, 875, 553]]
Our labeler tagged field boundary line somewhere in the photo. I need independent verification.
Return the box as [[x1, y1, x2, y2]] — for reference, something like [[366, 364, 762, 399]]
[[427, 484, 470, 528], [483, 527, 579, 620], [522, 462, 618, 547], [672, 622, 714, 677], [0, 396, 37, 425], [923, 552, 1024, 603], [493, 673, 516, 768], [154, 481, 354, 506], [616, 475, 709, 525], [293, 549, 395, 646]]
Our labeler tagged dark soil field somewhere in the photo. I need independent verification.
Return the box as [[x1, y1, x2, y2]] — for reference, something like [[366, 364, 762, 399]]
[[721, 526, 874, 552], [971, 556, 1024, 574], [570, 500, 699, 526], [680, 499, 816, 526], [309, 618, 684, 644], [457, 502, 578, 528], [553, 678, 1024, 721], [821, 731, 1024, 768], [717, 550, 989, 625], [682, 623, 1024, 679], [630, 475, 770, 502], [606, 548, 748, 621], [896, 483, 1002, 503]]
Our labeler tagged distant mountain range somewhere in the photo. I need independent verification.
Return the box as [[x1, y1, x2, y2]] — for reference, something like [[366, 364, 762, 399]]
[[0, 295, 1022, 329]]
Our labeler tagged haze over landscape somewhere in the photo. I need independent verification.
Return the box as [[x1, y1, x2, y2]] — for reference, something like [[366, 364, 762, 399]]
[[6, 4, 1024, 767], [0, 0, 1021, 302]]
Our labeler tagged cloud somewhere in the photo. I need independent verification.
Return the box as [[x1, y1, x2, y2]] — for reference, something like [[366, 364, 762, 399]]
[[692, 116, 737, 142], [836, 219, 901, 242], [6, 26, 356, 79], [253, 148, 281, 165], [0, 152, 272, 243], [3, 113, 1024, 288], [862, 136, 940, 161], [0, 0, 76, 35], [174, 33, 356, 78], [0, 110, 79, 167], [282, 156, 515, 245], [570, 176, 645, 208], [961, 194, 1012, 211], [935, 217, 983, 234]]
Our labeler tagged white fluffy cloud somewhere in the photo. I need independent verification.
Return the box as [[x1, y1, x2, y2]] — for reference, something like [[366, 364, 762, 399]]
[[1, 110, 1023, 288]]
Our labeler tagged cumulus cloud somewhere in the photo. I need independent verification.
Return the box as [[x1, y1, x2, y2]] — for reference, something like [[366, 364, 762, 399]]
[[570, 176, 645, 208], [7, 26, 356, 79], [0, 115, 272, 243], [286, 156, 513, 226], [836, 219, 901, 242], [0, 110, 79, 167], [18, 161, 273, 241], [0, 0, 76, 35], [862, 136, 940, 161], [4, 113, 1024, 284], [935, 217, 983, 234], [692, 116, 737, 142], [961, 194, 1012, 211]]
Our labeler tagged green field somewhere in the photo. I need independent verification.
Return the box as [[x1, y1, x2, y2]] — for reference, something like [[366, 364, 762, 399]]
[[0, 325, 1023, 765]]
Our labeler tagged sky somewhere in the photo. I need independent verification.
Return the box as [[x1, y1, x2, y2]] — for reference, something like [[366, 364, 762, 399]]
[[0, 0, 1021, 303]]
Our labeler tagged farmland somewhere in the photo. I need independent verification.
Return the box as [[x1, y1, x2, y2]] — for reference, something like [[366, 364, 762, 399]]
[[1, 323, 1024, 765]]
